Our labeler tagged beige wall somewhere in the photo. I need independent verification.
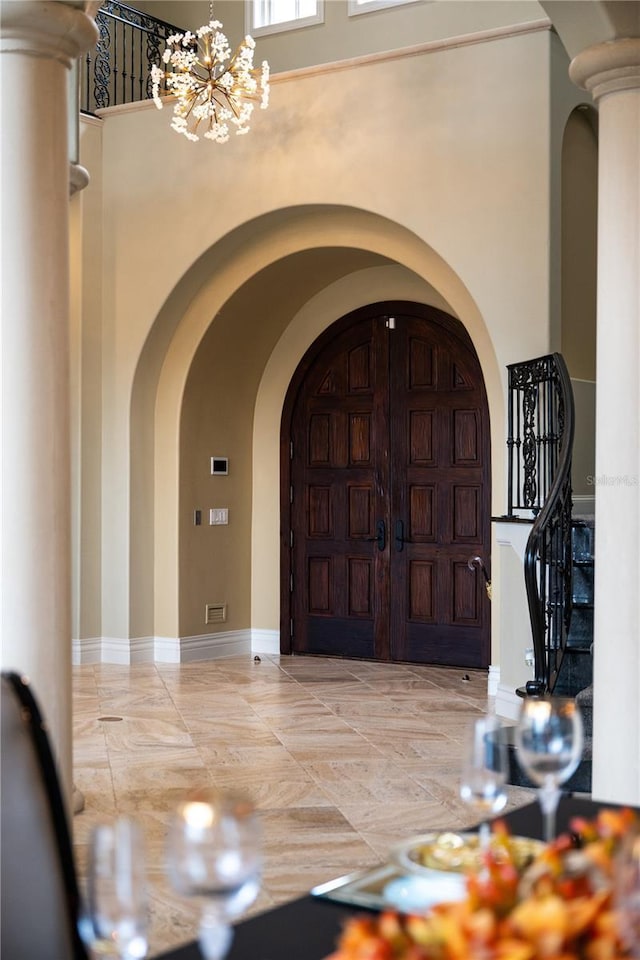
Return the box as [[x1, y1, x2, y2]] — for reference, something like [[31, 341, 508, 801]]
[[134, 0, 548, 73], [73, 18, 588, 678], [561, 106, 598, 381], [571, 378, 597, 509]]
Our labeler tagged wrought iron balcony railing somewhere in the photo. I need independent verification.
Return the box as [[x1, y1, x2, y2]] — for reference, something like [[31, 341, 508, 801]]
[[507, 354, 570, 516], [506, 354, 575, 695], [80, 1, 183, 114]]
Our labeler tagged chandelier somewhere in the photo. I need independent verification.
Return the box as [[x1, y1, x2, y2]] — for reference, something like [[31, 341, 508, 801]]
[[150, 12, 269, 143]]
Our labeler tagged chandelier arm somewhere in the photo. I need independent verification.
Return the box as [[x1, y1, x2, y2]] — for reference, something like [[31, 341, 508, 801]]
[[211, 87, 242, 120], [189, 63, 214, 83], [225, 47, 260, 96], [179, 88, 207, 131], [206, 88, 221, 128]]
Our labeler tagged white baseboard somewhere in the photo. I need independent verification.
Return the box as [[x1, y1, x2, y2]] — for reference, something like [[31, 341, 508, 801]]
[[177, 631, 251, 662], [488, 664, 500, 697], [495, 683, 523, 722], [101, 636, 155, 664], [151, 631, 253, 662], [73, 636, 150, 665], [73, 632, 252, 664], [153, 636, 182, 663], [72, 637, 102, 665], [251, 629, 280, 654]]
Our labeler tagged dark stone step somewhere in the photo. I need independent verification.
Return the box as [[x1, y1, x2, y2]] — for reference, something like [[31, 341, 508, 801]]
[[571, 520, 595, 564], [567, 606, 594, 649], [554, 649, 593, 697], [565, 638, 593, 659], [572, 564, 594, 603], [562, 643, 592, 655]]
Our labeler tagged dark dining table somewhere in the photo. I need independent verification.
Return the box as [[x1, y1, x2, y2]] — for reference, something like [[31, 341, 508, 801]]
[[155, 796, 628, 960]]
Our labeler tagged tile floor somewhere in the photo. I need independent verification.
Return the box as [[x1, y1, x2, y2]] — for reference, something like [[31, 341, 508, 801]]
[[72, 654, 535, 955]]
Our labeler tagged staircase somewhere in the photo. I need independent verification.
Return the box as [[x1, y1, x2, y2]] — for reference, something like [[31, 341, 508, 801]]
[[554, 516, 594, 790], [505, 515, 594, 793], [502, 355, 594, 794], [554, 518, 595, 699]]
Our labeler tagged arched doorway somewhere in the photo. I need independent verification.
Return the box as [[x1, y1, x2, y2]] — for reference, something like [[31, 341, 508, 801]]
[[281, 301, 491, 667]]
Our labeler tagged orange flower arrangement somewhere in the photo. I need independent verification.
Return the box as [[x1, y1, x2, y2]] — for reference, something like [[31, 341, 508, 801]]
[[328, 809, 638, 960]]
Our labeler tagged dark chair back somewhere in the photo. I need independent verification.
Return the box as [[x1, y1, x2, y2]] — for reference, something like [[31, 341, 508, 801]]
[[1, 671, 89, 959]]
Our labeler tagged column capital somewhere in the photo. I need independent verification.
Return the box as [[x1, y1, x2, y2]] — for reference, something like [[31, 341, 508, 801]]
[[570, 37, 640, 100], [0, 1, 98, 68]]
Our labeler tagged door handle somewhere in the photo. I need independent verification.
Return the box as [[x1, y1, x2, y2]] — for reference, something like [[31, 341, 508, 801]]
[[468, 555, 492, 599], [365, 520, 386, 551], [395, 520, 410, 552]]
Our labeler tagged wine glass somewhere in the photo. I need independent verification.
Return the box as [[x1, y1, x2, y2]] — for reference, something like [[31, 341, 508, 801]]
[[459, 715, 508, 858], [514, 696, 583, 843], [80, 818, 148, 959], [166, 788, 261, 960]]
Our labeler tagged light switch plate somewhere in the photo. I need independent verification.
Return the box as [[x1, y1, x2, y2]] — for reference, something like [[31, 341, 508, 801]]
[[209, 508, 229, 525]]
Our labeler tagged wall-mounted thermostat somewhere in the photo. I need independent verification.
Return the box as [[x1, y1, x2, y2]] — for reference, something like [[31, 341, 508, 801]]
[[210, 457, 229, 475]]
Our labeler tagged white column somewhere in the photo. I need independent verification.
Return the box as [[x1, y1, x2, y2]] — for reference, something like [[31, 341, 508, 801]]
[[570, 39, 640, 805], [0, 1, 97, 805]]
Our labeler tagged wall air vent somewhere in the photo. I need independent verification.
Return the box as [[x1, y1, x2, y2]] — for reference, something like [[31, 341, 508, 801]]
[[205, 603, 227, 625]]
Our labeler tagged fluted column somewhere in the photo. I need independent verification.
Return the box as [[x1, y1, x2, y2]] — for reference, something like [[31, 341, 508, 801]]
[[570, 39, 640, 805], [0, 1, 97, 806]]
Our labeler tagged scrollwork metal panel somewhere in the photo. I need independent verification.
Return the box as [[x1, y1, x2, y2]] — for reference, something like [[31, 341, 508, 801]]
[[81, 1, 184, 114]]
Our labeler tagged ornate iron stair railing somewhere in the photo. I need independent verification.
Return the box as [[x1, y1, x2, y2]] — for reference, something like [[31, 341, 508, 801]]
[[506, 354, 575, 695], [80, 2, 183, 114]]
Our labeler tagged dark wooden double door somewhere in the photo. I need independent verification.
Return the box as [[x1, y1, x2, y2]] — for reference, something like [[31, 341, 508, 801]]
[[281, 303, 491, 667]]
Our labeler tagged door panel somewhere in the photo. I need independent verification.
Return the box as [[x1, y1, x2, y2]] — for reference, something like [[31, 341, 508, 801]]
[[283, 303, 490, 667], [388, 314, 489, 667], [289, 316, 386, 660]]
